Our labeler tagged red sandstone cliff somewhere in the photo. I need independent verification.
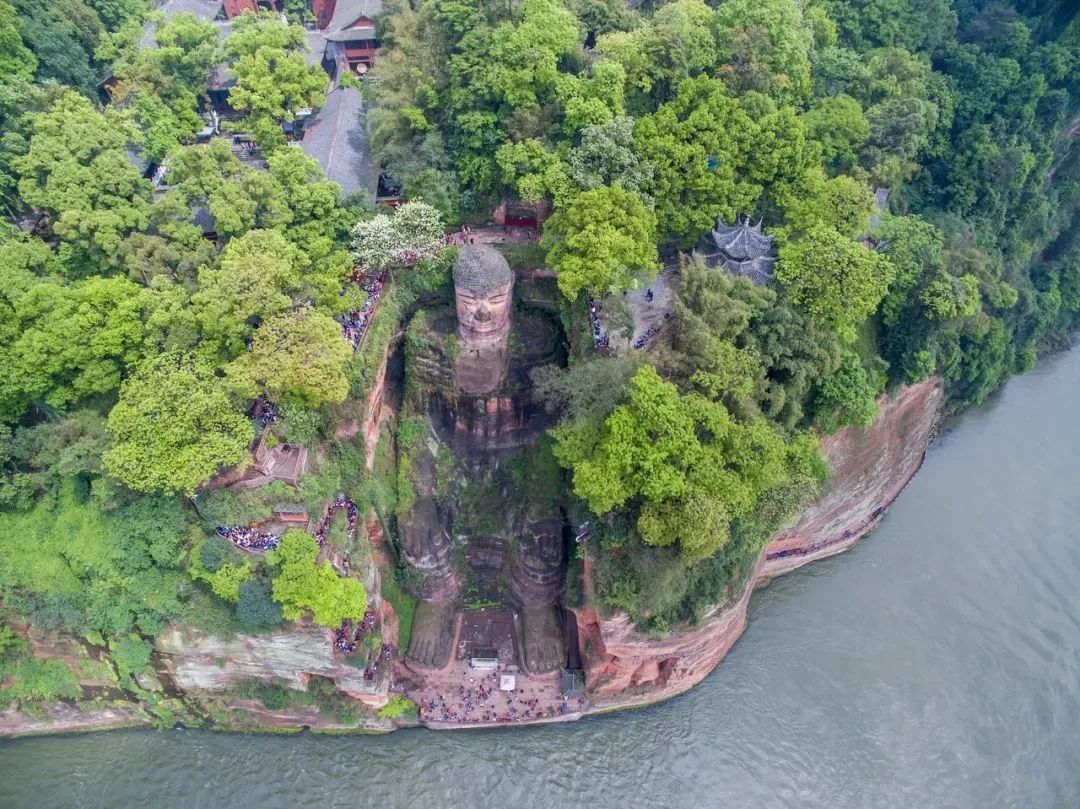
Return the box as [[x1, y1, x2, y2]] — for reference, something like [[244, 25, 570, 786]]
[[580, 377, 944, 710], [0, 378, 944, 736]]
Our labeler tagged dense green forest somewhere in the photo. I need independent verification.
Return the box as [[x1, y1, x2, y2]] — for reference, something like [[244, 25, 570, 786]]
[[0, 0, 1078, 714]]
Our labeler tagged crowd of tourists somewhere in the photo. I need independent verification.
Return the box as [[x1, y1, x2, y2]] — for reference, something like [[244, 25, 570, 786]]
[[218, 494, 361, 577], [412, 668, 585, 724], [251, 395, 280, 427], [314, 494, 360, 548], [632, 314, 670, 350], [215, 525, 280, 551], [588, 300, 613, 354], [364, 644, 393, 681], [335, 609, 378, 654], [339, 270, 387, 348]]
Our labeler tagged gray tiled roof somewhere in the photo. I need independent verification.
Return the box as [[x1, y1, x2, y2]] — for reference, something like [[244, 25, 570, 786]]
[[157, 0, 223, 20], [299, 86, 377, 199], [709, 217, 777, 285], [326, 0, 382, 30], [711, 217, 774, 261]]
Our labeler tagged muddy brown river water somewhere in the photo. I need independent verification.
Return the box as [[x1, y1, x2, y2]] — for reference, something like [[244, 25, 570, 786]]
[[3, 350, 1080, 808]]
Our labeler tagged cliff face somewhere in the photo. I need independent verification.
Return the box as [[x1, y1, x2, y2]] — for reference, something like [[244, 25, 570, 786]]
[[0, 378, 943, 736], [579, 377, 944, 709], [762, 377, 944, 577], [155, 609, 395, 707]]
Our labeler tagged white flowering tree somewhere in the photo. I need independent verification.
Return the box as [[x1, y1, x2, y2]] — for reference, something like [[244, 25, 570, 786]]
[[349, 201, 445, 271]]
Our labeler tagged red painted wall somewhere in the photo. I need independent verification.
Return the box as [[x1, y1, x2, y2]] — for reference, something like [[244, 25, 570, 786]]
[[223, 0, 258, 18], [313, 0, 337, 28]]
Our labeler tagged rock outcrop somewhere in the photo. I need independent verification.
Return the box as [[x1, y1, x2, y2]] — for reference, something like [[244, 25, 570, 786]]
[[762, 377, 944, 578], [155, 622, 389, 706], [579, 377, 944, 709]]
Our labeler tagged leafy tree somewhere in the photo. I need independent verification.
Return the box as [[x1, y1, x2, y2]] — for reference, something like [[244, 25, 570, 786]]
[[349, 201, 445, 271], [597, 0, 717, 108], [777, 225, 895, 339], [192, 229, 301, 357], [664, 257, 842, 428], [87, 0, 149, 29], [1, 276, 149, 419], [713, 0, 813, 103], [11, 0, 101, 92], [634, 76, 761, 245], [532, 355, 641, 424], [103, 353, 254, 494], [14, 91, 151, 271], [813, 351, 881, 433], [224, 11, 328, 152], [551, 366, 825, 561], [205, 562, 252, 603], [778, 172, 877, 238], [225, 308, 352, 409], [235, 578, 283, 632], [198, 536, 235, 573], [0, 0, 36, 83], [568, 116, 653, 196], [151, 11, 221, 89], [110, 12, 220, 159], [803, 94, 870, 170], [444, 0, 581, 189], [165, 140, 291, 242], [110, 633, 152, 678], [267, 530, 365, 627], [541, 184, 658, 299], [378, 694, 417, 719]]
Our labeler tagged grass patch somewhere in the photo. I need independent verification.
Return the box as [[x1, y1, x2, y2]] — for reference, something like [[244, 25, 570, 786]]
[[501, 242, 548, 271]]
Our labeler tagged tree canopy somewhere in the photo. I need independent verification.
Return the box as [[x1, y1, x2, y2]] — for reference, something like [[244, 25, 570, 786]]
[[542, 184, 658, 299], [267, 531, 366, 627], [103, 353, 254, 495]]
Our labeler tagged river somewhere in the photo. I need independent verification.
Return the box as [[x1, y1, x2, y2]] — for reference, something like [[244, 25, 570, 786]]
[[3, 350, 1080, 808]]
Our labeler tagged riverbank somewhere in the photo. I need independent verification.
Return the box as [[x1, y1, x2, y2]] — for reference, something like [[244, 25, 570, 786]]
[[6, 270, 1080, 809], [0, 377, 943, 737]]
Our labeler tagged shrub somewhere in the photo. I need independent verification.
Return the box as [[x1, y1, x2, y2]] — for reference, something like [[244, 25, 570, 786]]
[[3, 658, 81, 704], [235, 578, 284, 632], [111, 634, 152, 678], [377, 694, 417, 720]]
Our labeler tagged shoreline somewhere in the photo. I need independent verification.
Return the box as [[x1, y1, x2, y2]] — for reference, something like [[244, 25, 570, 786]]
[[1, 379, 944, 739]]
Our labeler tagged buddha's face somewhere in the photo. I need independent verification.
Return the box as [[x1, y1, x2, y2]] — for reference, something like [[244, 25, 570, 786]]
[[456, 283, 511, 338]]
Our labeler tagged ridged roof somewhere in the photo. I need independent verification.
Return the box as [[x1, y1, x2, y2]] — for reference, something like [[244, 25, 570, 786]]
[[453, 245, 513, 292], [711, 217, 775, 261]]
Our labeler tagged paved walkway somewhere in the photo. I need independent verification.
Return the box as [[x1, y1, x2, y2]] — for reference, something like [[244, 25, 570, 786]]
[[401, 658, 585, 726], [596, 266, 679, 353]]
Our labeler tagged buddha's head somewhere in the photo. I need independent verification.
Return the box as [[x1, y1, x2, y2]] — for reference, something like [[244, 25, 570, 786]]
[[453, 245, 513, 345]]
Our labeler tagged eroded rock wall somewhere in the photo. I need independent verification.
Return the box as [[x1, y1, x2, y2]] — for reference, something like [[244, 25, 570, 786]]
[[761, 376, 944, 578], [155, 621, 389, 706], [581, 377, 944, 708]]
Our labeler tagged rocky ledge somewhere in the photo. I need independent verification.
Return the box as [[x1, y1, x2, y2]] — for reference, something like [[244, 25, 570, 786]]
[[577, 376, 944, 710], [0, 378, 943, 736]]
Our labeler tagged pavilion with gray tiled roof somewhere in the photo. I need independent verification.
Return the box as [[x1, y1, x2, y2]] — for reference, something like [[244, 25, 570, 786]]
[[708, 217, 777, 285]]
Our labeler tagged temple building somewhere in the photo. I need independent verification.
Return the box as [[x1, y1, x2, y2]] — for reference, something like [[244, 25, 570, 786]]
[[704, 216, 777, 285]]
